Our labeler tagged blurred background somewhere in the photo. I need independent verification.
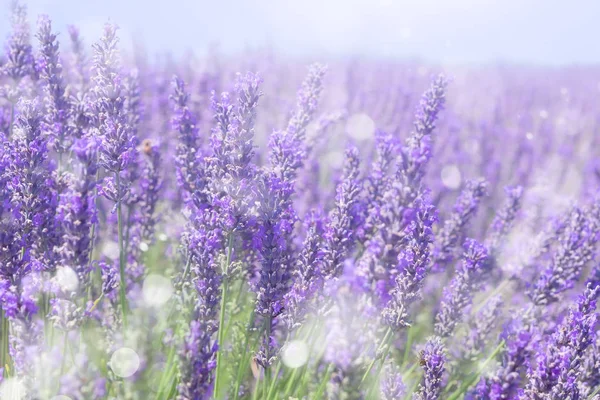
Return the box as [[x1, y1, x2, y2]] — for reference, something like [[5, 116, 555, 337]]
[[2, 0, 600, 66]]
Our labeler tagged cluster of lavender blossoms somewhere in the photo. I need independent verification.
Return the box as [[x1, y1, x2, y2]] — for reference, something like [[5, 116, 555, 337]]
[[1, 3, 600, 400]]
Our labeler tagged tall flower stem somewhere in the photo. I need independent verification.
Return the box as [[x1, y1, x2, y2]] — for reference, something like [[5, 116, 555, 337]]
[[115, 172, 128, 329], [214, 233, 233, 398], [0, 308, 9, 376], [233, 311, 257, 400]]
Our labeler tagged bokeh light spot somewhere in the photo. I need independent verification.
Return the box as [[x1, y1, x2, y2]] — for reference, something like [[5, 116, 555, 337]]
[[109, 347, 141, 378], [346, 113, 375, 141], [143, 274, 173, 307], [441, 164, 462, 189], [282, 340, 309, 369]]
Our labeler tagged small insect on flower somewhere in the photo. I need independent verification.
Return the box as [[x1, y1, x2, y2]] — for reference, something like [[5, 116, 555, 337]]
[[141, 138, 154, 155], [419, 351, 427, 367]]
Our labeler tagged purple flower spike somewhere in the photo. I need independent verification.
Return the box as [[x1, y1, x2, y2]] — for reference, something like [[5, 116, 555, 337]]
[[380, 363, 406, 400], [524, 284, 599, 399], [485, 185, 524, 257], [415, 336, 446, 400], [3, 1, 34, 81], [433, 178, 488, 271], [529, 201, 600, 306], [322, 146, 362, 279], [382, 193, 437, 330], [36, 14, 70, 155], [434, 238, 490, 338]]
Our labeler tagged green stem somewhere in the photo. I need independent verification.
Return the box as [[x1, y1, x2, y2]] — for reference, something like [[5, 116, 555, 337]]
[[361, 327, 392, 385], [447, 340, 505, 400], [266, 356, 281, 399], [59, 332, 69, 382], [402, 326, 416, 368], [312, 364, 332, 400], [0, 307, 9, 377], [115, 173, 128, 329], [365, 341, 393, 399], [233, 311, 256, 400], [214, 234, 233, 398]]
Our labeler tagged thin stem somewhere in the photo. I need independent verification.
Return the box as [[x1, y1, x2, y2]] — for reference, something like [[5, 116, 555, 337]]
[[361, 327, 392, 385], [214, 233, 233, 398], [447, 340, 505, 400], [0, 307, 9, 378], [266, 352, 281, 399], [115, 172, 128, 329], [233, 311, 256, 400], [312, 364, 332, 400]]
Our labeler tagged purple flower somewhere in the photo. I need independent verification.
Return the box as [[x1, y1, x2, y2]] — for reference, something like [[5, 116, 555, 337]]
[[2, 1, 34, 80], [36, 15, 70, 156], [269, 63, 327, 184], [435, 238, 490, 338], [382, 193, 437, 329], [415, 336, 446, 400], [432, 178, 488, 271], [529, 201, 600, 306], [485, 185, 524, 257], [138, 139, 162, 244], [282, 211, 324, 332], [524, 284, 599, 399], [170, 76, 206, 203], [380, 363, 406, 400], [92, 24, 137, 180], [321, 146, 362, 279]]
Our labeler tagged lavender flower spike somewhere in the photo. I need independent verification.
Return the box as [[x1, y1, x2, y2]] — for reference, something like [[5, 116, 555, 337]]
[[401, 74, 448, 186], [170, 76, 206, 205], [434, 238, 490, 338], [3, 1, 34, 81], [414, 336, 446, 400], [269, 63, 327, 184], [36, 14, 70, 156], [93, 23, 136, 179], [433, 178, 488, 270], [524, 284, 600, 399], [322, 146, 362, 279], [382, 193, 437, 330], [484, 185, 524, 257], [381, 363, 406, 400], [529, 201, 600, 306]]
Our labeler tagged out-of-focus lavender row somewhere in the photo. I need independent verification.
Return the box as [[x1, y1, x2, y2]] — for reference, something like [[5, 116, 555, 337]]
[[1, 1, 600, 399]]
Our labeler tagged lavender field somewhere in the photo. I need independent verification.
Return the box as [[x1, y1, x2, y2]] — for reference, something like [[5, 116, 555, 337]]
[[2, 1, 600, 399]]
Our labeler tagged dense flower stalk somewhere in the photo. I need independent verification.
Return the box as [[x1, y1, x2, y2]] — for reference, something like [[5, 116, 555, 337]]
[[461, 295, 503, 362], [432, 178, 488, 270], [321, 146, 362, 279], [382, 193, 437, 329], [363, 131, 396, 240], [170, 76, 205, 202], [36, 15, 70, 156], [55, 137, 99, 284], [434, 238, 490, 338], [178, 210, 223, 399], [92, 24, 136, 179], [281, 212, 324, 332], [528, 201, 600, 305], [484, 185, 524, 257], [2, 1, 34, 81], [523, 284, 599, 399], [414, 336, 446, 400], [380, 363, 406, 400], [269, 63, 327, 184], [138, 139, 162, 244]]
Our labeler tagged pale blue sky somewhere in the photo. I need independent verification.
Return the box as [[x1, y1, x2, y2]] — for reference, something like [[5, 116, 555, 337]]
[[2, 0, 599, 65]]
